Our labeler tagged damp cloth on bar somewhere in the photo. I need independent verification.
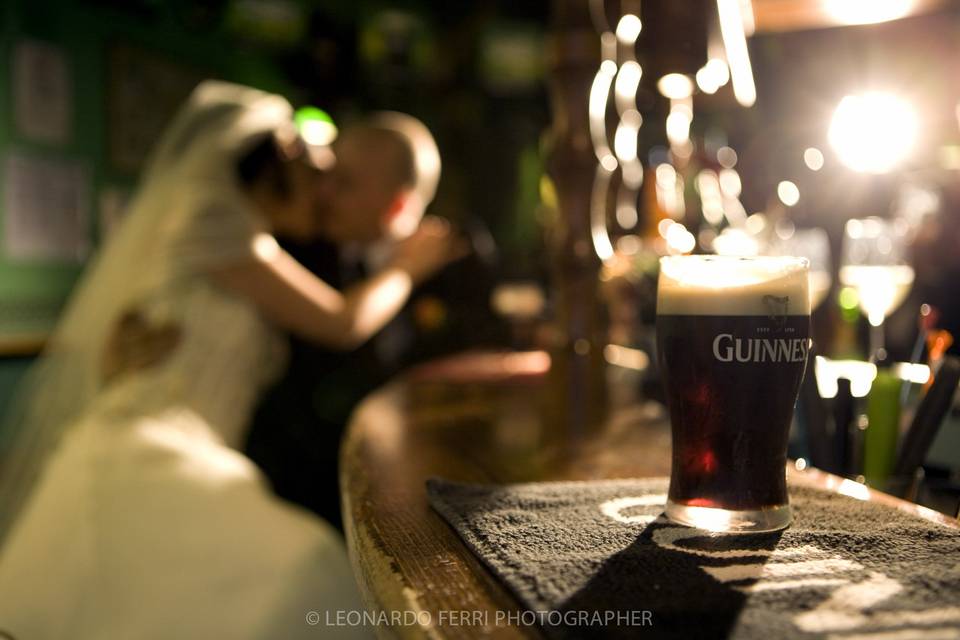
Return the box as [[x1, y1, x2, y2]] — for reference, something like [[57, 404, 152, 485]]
[[426, 477, 960, 639]]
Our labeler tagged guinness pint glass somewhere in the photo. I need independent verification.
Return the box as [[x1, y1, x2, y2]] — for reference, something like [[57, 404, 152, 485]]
[[657, 256, 810, 532]]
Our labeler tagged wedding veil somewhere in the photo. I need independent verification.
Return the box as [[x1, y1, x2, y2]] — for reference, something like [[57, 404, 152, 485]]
[[0, 81, 296, 544]]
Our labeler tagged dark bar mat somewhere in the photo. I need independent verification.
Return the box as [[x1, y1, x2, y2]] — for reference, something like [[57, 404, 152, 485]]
[[427, 477, 960, 639]]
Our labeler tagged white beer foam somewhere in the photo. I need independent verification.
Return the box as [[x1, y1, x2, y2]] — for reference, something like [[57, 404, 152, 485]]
[[658, 255, 810, 316]]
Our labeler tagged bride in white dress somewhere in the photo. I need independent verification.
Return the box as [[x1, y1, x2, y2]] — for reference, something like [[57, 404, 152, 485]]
[[0, 81, 452, 638]]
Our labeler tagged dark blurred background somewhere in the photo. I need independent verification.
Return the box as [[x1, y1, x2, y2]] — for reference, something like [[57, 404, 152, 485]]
[[1, 0, 959, 493]]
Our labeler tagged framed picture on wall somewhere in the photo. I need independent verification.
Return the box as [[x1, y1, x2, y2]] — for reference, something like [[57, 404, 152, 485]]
[[106, 44, 203, 175]]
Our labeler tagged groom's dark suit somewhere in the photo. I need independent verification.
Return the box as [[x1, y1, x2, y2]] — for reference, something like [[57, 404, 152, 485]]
[[244, 235, 505, 530]]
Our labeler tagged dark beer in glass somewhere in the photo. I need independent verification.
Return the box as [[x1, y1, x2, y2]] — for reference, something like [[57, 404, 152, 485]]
[[657, 256, 810, 532]]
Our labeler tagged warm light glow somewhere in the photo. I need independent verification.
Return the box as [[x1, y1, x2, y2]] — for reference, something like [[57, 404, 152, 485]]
[[893, 362, 931, 385], [671, 505, 735, 532], [696, 58, 730, 94], [777, 180, 800, 207], [828, 93, 918, 174], [604, 344, 650, 371], [717, 146, 738, 168], [696, 170, 725, 225], [591, 166, 615, 262], [838, 478, 871, 501], [614, 61, 643, 113], [614, 111, 641, 163], [622, 162, 643, 189], [589, 60, 618, 167], [745, 213, 767, 235], [719, 168, 741, 197], [656, 163, 676, 187], [490, 283, 546, 319], [616, 234, 641, 255], [666, 110, 691, 145], [824, 0, 915, 25], [658, 218, 675, 237], [839, 264, 915, 326], [775, 218, 795, 240], [696, 67, 717, 95], [804, 147, 824, 171], [940, 145, 960, 170], [294, 106, 338, 145], [299, 119, 337, 146], [815, 357, 878, 399], [665, 222, 696, 254], [656, 163, 685, 219], [616, 203, 638, 228], [615, 14, 642, 44], [740, 0, 756, 35], [713, 228, 760, 256], [657, 73, 694, 100], [252, 233, 281, 261], [717, 0, 756, 107]]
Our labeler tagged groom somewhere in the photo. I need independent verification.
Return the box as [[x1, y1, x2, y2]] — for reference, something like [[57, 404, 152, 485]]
[[244, 112, 454, 530]]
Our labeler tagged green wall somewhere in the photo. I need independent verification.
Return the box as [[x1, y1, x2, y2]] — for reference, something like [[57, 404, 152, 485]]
[[0, 0, 299, 413]]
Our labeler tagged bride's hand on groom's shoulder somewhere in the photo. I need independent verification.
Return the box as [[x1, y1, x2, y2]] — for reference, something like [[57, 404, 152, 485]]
[[101, 310, 183, 384]]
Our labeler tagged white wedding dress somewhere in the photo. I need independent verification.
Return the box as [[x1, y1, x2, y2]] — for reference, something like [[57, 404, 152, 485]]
[[0, 83, 368, 639]]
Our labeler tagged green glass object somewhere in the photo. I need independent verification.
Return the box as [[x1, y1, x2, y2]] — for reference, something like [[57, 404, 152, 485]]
[[864, 370, 901, 486], [294, 107, 337, 146]]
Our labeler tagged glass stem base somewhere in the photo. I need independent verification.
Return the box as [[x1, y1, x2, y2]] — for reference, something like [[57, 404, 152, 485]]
[[665, 500, 792, 533]]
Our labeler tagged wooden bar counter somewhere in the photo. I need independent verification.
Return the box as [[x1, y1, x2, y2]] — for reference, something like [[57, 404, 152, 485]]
[[339, 351, 958, 639]]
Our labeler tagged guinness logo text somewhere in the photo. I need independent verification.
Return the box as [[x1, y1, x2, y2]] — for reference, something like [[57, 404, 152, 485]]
[[712, 333, 810, 363]]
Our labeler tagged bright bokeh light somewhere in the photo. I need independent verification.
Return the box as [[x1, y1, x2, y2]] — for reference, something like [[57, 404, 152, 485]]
[[655, 163, 685, 219], [616, 14, 642, 44], [804, 147, 825, 171], [696, 67, 717, 95], [696, 170, 725, 225], [658, 218, 675, 237], [838, 478, 871, 501], [615, 61, 643, 104], [299, 120, 337, 146], [839, 264, 915, 326], [656, 163, 676, 187], [622, 162, 644, 189], [657, 73, 694, 100], [777, 180, 800, 207], [717, 0, 756, 107], [745, 213, 767, 235], [893, 362, 931, 385], [713, 228, 760, 256], [696, 58, 730, 94], [589, 60, 617, 167], [295, 106, 338, 146], [666, 110, 691, 144], [719, 168, 741, 197], [613, 110, 642, 163], [490, 283, 546, 319], [828, 93, 918, 174], [824, 0, 915, 25], [665, 222, 696, 254], [815, 357, 878, 399], [604, 344, 649, 371]]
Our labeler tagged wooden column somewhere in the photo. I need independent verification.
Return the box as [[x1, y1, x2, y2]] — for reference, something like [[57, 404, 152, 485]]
[[542, 0, 608, 445]]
